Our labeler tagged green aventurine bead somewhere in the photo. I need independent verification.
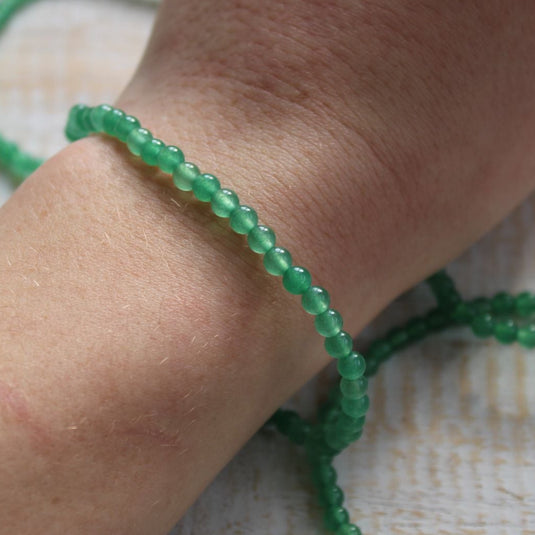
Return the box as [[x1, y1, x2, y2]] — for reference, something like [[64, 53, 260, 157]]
[[341, 395, 370, 418], [427, 308, 449, 330], [102, 108, 125, 136], [406, 316, 428, 341], [337, 352, 366, 380], [283, 266, 311, 295], [302, 286, 330, 315], [336, 524, 362, 535], [493, 319, 517, 344], [157, 145, 185, 174], [325, 331, 353, 359], [10, 152, 32, 178], [319, 484, 344, 507], [471, 297, 492, 315], [491, 292, 515, 314], [324, 507, 350, 532], [312, 463, 337, 486], [315, 309, 343, 337], [141, 138, 164, 166], [272, 410, 308, 444], [263, 246, 292, 276], [211, 188, 239, 218], [89, 104, 112, 132], [471, 313, 494, 337], [247, 224, 276, 254], [452, 302, 475, 324], [367, 339, 392, 361], [340, 377, 368, 399], [126, 128, 152, 156], [336, 413, 365, 433], [192, 173, 221, 202], [517, 324, 535, 348], [0, 139, 17, 163], [229, 205, 258, 234], [515, 292, 535, 317], [65, 104, 87, 141], [387, 326, 409, 349], [79, 106, 93, 131], [173, 162, 200, 191], [115, 115, 140, 142]]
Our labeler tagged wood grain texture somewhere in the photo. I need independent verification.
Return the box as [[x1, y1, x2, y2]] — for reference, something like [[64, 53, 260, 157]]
[[1, 2, 534, 534]]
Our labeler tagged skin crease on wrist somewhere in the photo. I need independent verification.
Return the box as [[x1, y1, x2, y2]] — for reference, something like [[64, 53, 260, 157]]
[[1, 0, 535, 533]]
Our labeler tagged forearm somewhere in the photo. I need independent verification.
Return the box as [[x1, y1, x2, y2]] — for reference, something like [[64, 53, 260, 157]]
[[0, 128, 390, 534]]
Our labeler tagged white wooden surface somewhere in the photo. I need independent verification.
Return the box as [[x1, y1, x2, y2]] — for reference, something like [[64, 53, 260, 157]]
[[1, 2, 534, 534]]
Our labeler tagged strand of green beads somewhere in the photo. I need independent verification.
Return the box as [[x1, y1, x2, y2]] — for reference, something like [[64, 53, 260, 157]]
[[0, 0, 43, 184], [0, 133, 44, 185], [65, 103, 372, 534], [362, 305, 455, 378]]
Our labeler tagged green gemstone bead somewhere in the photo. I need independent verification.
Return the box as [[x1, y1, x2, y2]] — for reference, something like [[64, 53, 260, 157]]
[[341, 395, 370, 419], [173, 162, 200, 191], [428, 272, 461, 309], [315, 309, 343, 337], [335, 413, 365, 433], [340, 377, 368, 400], [272, 410, 301, 436], [141, 138, 164, 166], [387, 326, 409, 349], [471, 297, 492, 315], [491, 292, 515, 314], [337, 352, 366, 380], [325, 432, 349, 452], [319, 484, 344, 507], [471, 313, 494, 338], [302, 286, 330, 315], [89, 104, 113, 132], [192, 173, 221, 202], [229, 205, 258, 234], [211, 188, 240, 218], [102, 108, 125, 136], [517, 324, 535, 348], [336, 524, 362, 535], [364, 356, 380, 377], [452, 302, 475, 324], [157, 145, 185, 174], [312, 463, 337, 488], [324, 506, 350, 532], [427, 308, 449, 330], [263, 246, 292, 276], [367, 340, 392, 361], [79, 106, 94, 132], [282, 266, 311, 295], [9, 152, 29, 177], [325, 331, 353, 359], [247, 224, 276, 254], [0, 139, 17, 163], [65, 104, 88, 141], [115, 115, 140, 142], [493, 319, 517, 344], [406, 316, 429, 341], [288, 420, 311, 445], [335, 426, 363, 443], [126, 127, 152, 156], [515, 292, 535, 317]]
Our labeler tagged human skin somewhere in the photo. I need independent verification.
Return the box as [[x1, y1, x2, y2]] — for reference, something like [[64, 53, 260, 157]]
[[1, 1, 535, 533]]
